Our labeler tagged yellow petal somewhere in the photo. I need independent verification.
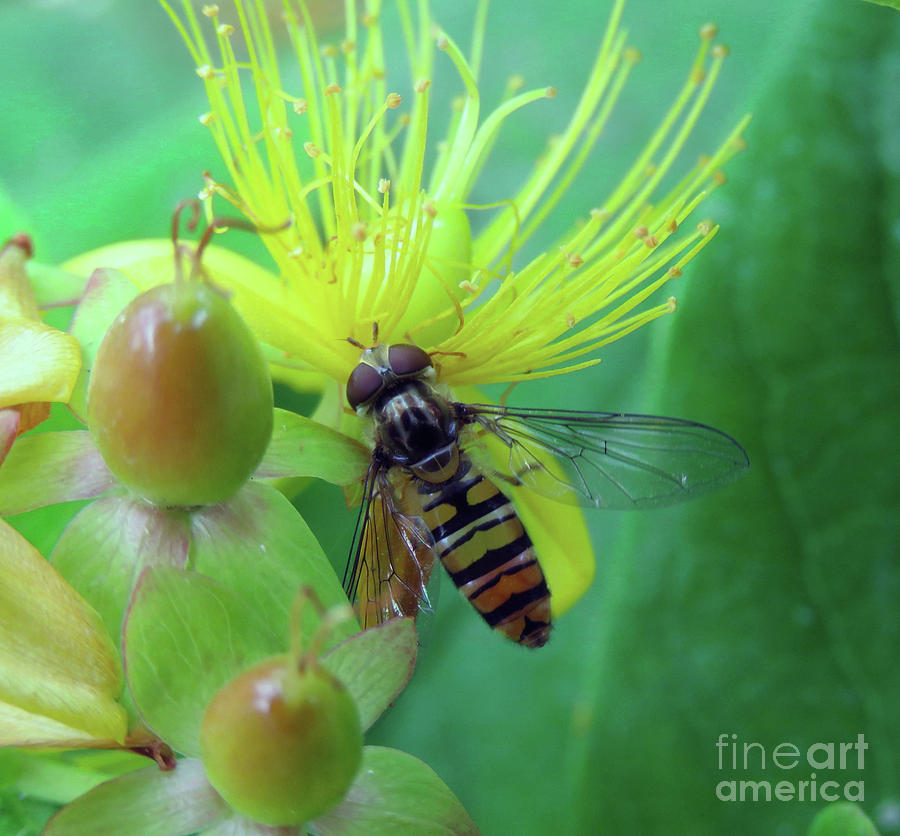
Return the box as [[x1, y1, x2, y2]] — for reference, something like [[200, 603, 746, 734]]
[[0, 519, 126, 746], [0, 319, 81, 408]]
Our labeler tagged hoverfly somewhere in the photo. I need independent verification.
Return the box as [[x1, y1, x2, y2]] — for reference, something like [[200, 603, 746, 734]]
[[344, 342, 749, 648]]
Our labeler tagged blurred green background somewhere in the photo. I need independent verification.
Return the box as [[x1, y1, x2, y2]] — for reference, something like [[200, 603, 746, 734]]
[[1, 0, 898, 834]]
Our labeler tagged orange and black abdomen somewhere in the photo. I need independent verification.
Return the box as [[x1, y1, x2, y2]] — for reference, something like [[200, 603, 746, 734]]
[[414, 457, 552, 648]]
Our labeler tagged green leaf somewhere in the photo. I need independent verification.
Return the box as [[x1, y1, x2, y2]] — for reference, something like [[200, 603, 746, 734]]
[[563, 2, 900, 834], [0, 519, 126, 747], [254, 408, 370, 487], [43, 759, 231, 836], [51, 496, 191, 646], [322, 619, 418, 732], [123, 567, 283, 758], [190, 481, 357, 648], [66, 266, 140, 421], [0, 430, 115, 514], [807, 802, 881, 836], [859, 0, 899, 9], [310, 746, 480, 836]]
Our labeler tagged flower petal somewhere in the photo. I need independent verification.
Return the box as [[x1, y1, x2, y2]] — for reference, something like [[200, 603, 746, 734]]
[[0, 519, 126, 746], [0, 318, 81, 408]]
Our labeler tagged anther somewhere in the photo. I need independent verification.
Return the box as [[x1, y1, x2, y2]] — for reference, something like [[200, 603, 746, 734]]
[[341, 39, 355, 54], [667, 218, 679, 234], [324, 83, 341, 95], [202, 4, 219, 17], [436, 34, 449, 50], [378, 179, 391, 194], [545, 87, 557, 99], [713, 170, 727, 185], [566, 314, 577, 329], [668, 267, 682, 278], [696, 220, 713, 236], [415, 79, 431, 93], [386, 93, 402, 109], [216, 23, 233, 37], [712, 44, 729, 59], [667, 296, 678, 312], [423, 200, 438, 218], [567, 254, 584, 268], [633, 225, 649, 239], [644, 236, 659, 248], [293, 99, 308, 114], [198, 112, 215, 126], [304, 142, 321, 158], [624, 46, 642, 64], [700, 23, 718, 40], [196, 64, 215, 80], [508, 74, 525, 92], [351, 222, 367, 241]]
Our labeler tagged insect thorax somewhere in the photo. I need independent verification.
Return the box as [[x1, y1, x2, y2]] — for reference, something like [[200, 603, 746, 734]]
[[372, 379, 460, 482]]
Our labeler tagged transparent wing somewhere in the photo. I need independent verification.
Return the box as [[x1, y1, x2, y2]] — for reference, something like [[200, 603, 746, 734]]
[[459, 403, 749, 510], [343, 460, 437, 630]]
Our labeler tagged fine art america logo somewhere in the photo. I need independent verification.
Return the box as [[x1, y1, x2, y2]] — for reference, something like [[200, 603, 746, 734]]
[[715, 733, 867, 803]]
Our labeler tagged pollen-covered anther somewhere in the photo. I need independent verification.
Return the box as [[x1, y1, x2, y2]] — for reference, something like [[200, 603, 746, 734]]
[[324, 83, 341, 96], [668, 267, 683, 278], [198, 112, 215, 126], [545, 87, 557, 99], [624, 46, 642, 64], [567, 253, 584, 269], [201, 4, 219, 17], [712, 44, 730, 59], [566, 313, 577, 329], [304, 142, 321, 159], [423, 200, 438, 218], [196, 64, 215, 80], [667, 296, 678, 312], [414, 79, 431, 93], [713, 170, 728, 185], [351, 222, 367, 242], [378, 179, 391, 194], [644, 235, 659, 249], [667, 218, 679, 234], [697, 220, 714, 236], [385, 93, 402, 109], [293, 99, 308, 115], [633, 225, 649, 239], [700, 22, 718, 40], [216, 23, 234, 37]]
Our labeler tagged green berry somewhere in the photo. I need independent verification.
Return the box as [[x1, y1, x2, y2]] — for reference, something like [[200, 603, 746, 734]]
[[201, 656, 363, 826], [87, 281, 272, 506]]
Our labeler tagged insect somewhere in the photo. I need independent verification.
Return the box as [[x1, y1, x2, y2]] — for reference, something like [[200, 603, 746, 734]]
[[344, 342, 749, 648]]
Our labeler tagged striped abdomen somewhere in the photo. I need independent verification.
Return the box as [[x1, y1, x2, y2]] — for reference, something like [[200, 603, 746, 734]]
[[414, 456, 551, 648]]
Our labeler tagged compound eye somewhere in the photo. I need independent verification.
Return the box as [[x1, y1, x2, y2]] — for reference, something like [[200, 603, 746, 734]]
[[346, 363, 383, 408], [388, 343, 433, 376]]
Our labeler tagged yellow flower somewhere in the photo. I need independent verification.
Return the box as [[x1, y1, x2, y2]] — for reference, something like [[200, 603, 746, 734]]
[[0, 235, 81, 460], [150, 0, 747, 616], [161, 0, 747, 387]]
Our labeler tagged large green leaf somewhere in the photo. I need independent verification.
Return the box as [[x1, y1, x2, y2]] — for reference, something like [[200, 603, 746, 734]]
[[565, 2, 900, 834]]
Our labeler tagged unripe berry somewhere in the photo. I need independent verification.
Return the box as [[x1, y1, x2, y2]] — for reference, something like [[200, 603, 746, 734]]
[[87, 281, 272, 506], [201, 656, 363, 826]]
